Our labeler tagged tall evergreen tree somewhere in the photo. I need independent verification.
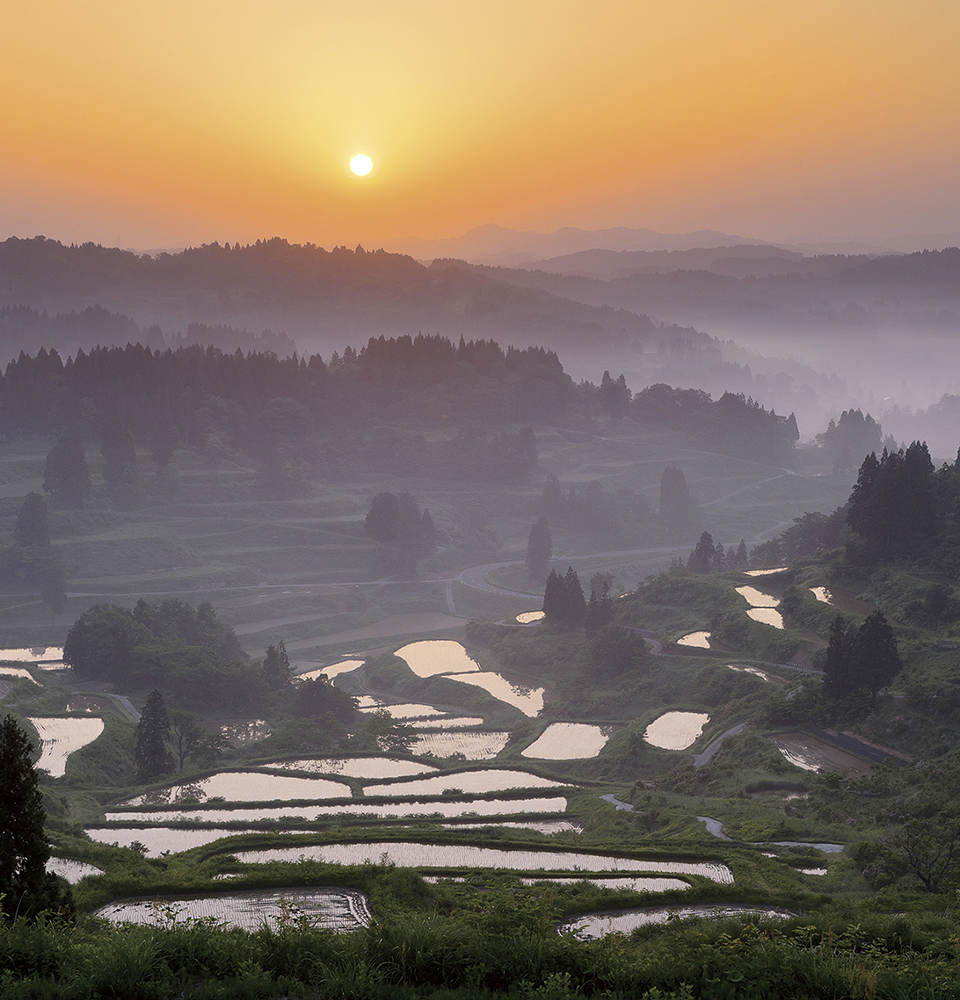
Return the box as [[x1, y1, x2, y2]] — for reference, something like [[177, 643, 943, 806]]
[[562, 566, 586, 628], [262, 640, 293, 688], [42, 436, 91, 508], [134, 690, 173, 779], [542, 568, 565, 623], [0, 715, 52, 919], [525, 516, 552, 581], [687, 531, 715, 572], [855, 610, 902, 705]]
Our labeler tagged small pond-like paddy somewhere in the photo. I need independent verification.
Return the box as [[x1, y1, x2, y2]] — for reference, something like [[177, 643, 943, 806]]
[[644, 712, 709, 750], [560, 904, 791, 940], [522, 723, 613, 760], [29, 717, 105, 777], [96, 887, 373, 933], [363, 769, 565, 797], [297, 659, 364, 681], [744, 568, 786, 577], [232, 842, 734, 883], [677, 631, 710, 648], [735, 585, 778, 607], [121, 771, 351, 806], [395, 640, 479, 676], [47, 858, 105, 883], [516, 611, 545, 623], [746, 607, 785, 628]]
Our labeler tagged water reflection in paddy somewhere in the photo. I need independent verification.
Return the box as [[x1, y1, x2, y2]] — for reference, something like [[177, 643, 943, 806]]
[[746, 607, 785, 628], [0, 666, 40, 684], [413, 731, 510, 758], [677, 631, 710, 648], [410, 716, 484, 729], [0, 646, 64, 662], [47, 858, 104, 883], [96, 887, 372, 932], [735, 586, 778, 607], [744, 568, 786, 577], [516, 611, 545, 623], [85, 827, 314, 856], [644, 712, 709, 750], [234, 843, 734, 883], [219, 720, 270, 745], [298, 659, 364, 681], [522, 723, 613, 760], [560, 904, 789, 940], [395, 640, 479, 676], [105, 796, 569, 825], [810, 586, 832, 604], [268, 757, 437, 778], [363, 769, 565, 797], [121, 771, 351, 806], [29, 717, 105, 777], [445, 672, 544, 716], [728, 664, 783, 684]]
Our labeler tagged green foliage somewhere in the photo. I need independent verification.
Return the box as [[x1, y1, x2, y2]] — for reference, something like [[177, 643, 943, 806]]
[[134, 690, 174, 780]]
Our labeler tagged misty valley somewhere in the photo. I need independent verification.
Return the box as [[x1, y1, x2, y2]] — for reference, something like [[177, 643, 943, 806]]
[[4, 238, 960, 998]]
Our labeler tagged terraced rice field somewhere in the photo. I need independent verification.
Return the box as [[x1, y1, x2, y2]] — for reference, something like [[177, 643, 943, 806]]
[[233, 842, 734, 884], [560, 904, 789, 940], [95, 887, 373, 932], [363, 769, 565, 797], [521, 723, 614, 760], [267, 757, 437, 778], [395, 640, 479, 676], [677, 632, 710, 648], [29, 716, 105, 777], [121, 771, 351, 806], [644, 712, 709, 750], [0, 666, 40, 684], [445, 672, 544, 716], [412, 731, 510, 758]]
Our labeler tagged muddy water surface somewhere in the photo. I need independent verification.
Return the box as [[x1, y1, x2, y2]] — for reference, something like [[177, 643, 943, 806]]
[[644, 712, 709, 750], [522, 723, 613, 760]]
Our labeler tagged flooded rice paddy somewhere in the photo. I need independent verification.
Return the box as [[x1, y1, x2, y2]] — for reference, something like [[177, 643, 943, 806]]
[[744, 568, 786, 577], [105, 797, 569, 827], [677, 631, 711, 648], [0, 646, 64, 662], [357, 700, 445, 717], [121, 771, 351, 806], [363, 769, 566, 797], [47, 858, 104, 883], [410, 716, 484, 729], [412, 731, 510, 758], [268, 757, 437, 778], [297, 659, 364, 681], [735, 586, 778, 608], [85, 827, 315, 856], [772, 734, 873, 777], [232, 842, 734, 883], [746, 607, 785, 628], [521, 723, 613, 760], [395, 640, 479, 676], [644, 712, 709, 750], [810, 586, 832, 604], [516, 611, 545, 623], [0, 666, 40, 684], [29, 717, 105, 777], [96, 887, 372, 933], [728, 664, 784, 684], [445, 672, 544, 716], [560, 904, 790, 940]]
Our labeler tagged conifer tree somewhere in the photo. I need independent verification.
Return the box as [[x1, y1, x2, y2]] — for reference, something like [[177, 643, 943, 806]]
[[134, 690, 173, 779], [0, 715, 52, 919]]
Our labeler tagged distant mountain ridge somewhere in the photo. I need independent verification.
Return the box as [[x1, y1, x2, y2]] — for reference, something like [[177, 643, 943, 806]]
[[383, 223, 780, 265]]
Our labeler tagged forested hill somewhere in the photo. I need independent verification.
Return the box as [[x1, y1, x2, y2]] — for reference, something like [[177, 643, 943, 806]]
[[0, 337, 801, 487], [0, 236, 691, 362]]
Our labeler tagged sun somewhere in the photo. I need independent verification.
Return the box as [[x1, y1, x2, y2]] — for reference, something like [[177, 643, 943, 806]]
[[350, 154, 373, 176]]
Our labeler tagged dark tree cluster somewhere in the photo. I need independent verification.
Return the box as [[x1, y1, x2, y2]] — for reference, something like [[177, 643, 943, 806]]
[[0, 492, 66, 612], [62, 599, 255, 709], [823, 610, 902, 704], [365, 492, 436, 577], [686, 531, 749, 573], [542, 566, 586, 628], [816, 408, 884, 475], [540, 473, 652, 546], [633, 384, 799, 464]]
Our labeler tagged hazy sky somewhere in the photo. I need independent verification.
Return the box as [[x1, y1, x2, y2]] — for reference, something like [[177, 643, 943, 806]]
[[4, 0, 959, 249]]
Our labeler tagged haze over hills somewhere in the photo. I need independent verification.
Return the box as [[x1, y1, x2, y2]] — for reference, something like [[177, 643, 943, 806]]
[[382, 223, 960, 267]]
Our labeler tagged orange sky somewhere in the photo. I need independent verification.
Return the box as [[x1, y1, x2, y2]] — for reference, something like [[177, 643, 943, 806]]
[[3, 0, 959, 249]]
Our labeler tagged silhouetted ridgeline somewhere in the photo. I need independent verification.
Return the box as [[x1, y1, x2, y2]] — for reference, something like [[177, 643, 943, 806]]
[[0, 236, 665, 356]]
